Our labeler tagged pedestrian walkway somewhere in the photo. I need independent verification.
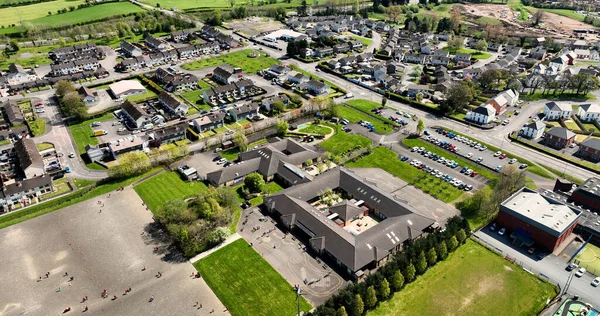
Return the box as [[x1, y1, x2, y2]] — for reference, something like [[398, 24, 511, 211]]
[[189, 233, 242, 263]]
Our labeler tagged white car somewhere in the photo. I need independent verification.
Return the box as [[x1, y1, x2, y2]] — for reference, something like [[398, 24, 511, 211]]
[[575, 268, 586, 277], [35, 109, 45, 113], [344, 93, 354, 99], [508, 158, 517, 164], [494, 151, 502, 157], [592, 277, 600, 287], [466, 153, 473, 158]]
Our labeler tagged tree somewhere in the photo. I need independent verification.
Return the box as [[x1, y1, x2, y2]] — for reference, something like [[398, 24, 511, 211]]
[[447, 236, 459, 251], [275, 119, 288, 136], [533, 10, 544, 26], [156, 2, 160, 7], [450, 8, 462, 33], [456, 228, 467, 244], [436, 241, 448, 260], [479, 69, 500, 91], [448, 36, 464, 52], [364, 286, 378, 309], [378, 278, 391, 300], [229, 0, 236, 7], [62, 92, 88, 119], [232, 131, 248, 152], [9, 39, 19, 52], [381, 97, 387, 108], [55, 80, 76, 97], [445, 81, 474, 112], [337, 306, 348, 316], [426, 247, 438, 266], [244, 172, 265, 193], [353, 294, 364, 316], [271, 101, 285, 114], [475, 39, 488, 52], [108, 151, 151, 179], [415, 251, 428, 274], [403, 262, 416, 282], [387, 5, 403, 23], [416, 119, 425, 135], [391, 270, 404, 291]]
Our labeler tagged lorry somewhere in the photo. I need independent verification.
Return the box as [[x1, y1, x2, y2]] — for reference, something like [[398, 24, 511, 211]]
[[93, 130, 107, 137]]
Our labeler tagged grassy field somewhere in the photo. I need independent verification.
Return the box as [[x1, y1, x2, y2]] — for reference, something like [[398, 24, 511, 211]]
[[347, 147, 464, 203], [477, 16, 502, 25], [538, 8, 585, 21], [443, 47, 492, 59], [521, 92, 596, 102], [28, 2, 145, 27], [298, 124, 332, 135], [133, 171, 208, 212], [319, 130, 371, 155], [219, 147, 240, 161], [181, 89, 211, 110], [575, 243, 600, 274], [336, 105, 393, 133], [193, 239, 311, 316], [345, 99, 380, 113], [68, 113, 114, 155], [0, 0, 86, 27], [371, 240, 557, 316], [182, 49, 279, 74]]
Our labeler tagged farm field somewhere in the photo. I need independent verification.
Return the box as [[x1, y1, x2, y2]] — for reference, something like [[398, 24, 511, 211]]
[[182, 49, 279, 74], [319, 130, 371, 155], [370, 240, 557, 316], [133, 171, 208, 213], [0, 0, 86, 27], [28, 2, 145, 27], [141, 0, 313, 10], [194, 239, 312, 316], [346, 146, 464, 202]]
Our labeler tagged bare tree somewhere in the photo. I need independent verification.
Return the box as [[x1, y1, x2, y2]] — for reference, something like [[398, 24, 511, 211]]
[[533, 10, 544, 26]]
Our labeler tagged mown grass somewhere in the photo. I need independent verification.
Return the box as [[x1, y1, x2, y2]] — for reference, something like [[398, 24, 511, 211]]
[[298, 124, 332, 135], [182, 49, 279, 74], [371, 240, 557, 316], [0, 0, 86, 26], [346, 147, 464, 203], [68, 113, 114, 155], [133, 171, 208, 213], [443, 47, 493, 59], [193, 239, 312, 316], [29, 2, 145, 27], [319, 130, 371, 155]]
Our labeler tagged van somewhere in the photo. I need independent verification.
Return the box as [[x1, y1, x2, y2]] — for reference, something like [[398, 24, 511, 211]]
[[93, 130, 107, 137]]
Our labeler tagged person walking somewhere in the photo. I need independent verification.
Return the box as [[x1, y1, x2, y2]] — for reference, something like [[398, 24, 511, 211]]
[[58, 287, 62, 292], [83, 306, 88, 312]]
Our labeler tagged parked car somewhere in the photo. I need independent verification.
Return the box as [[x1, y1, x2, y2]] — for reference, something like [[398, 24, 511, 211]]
[[65, 166, 71, 173], [476, 157, 483, 163], [519, 164, 528, 169], [509, 158, 517, 164], [566, 262, 579, 271], [575, 268, 586, 277], [495, 165, 502, 171], [490, 223, 497, 231], [401, 156, 409, 161], [68, 152, 75, 158], [494, 151, 502, 157], [592, 277, 600, 287], [498, 227, 506, 236], [527, 247, 535, 254], [499, 154, 507, 159]]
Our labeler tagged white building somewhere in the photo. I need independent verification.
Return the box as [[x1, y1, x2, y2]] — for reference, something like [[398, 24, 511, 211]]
[[465, 104, 496, 124], [521, 120, 545, 139], [109, 80, 146, 99], [543, 102, 573, 120], [576, 103, 600, 122]]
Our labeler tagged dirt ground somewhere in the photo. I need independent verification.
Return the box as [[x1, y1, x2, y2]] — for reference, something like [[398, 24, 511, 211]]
[[457, 3, 598, 39], [224, 17, 285, 37]]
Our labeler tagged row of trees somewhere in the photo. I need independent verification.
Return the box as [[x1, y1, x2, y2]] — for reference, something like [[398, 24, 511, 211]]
[[529, 72, 600, 96], [306, 216, 471, 316], [154, 186, 238, 257], [108, 143, 189, 179]]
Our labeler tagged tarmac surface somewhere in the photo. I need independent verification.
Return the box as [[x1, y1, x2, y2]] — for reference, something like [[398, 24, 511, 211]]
[[0, 187, 225, 316]]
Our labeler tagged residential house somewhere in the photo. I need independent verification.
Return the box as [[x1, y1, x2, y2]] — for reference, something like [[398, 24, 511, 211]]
[[521, 120, 545, 139], [192, 112, 225, 132], [303, 79, 330, 95], [120, 100, 150, 128], [6, 64, 31, 85], [406, 84, 429, 98], [543, 127, 576, 149], [158, 91, 188, 116], [288, 72, 310, 84], [485, 89, 519, 115], [577, 138, 600, 161], [0, 176, 53, 211], [145, 36, 169, 51], [262, 94, 290, 111], [333, 43, 351, 54], [488, 42, 503, 52], [268, 64, 291, 77], [3, 101, 24, 126], [574, 49, 591, 60], [577, 103, 600, 122], [404, 54, 425, 64], [299, 48, 314, 59], [163, 73, 198, 92], [454, 53, 471, 66], [325, 59, 340, 70], [229, 103, 259, 121], [212, 65, 239, 84], [78, 86, 98, 105], [149, 123, 187, 144], [431, 56, 450, 66], [544, 102, 573, 120], [432, 49, 449, 58], [466, 104, 496, 124], [120, 41, 143, 57], [14, 138, 44, 179], [529, 47, 547, 60], [549, 55, 569, 72], [339, 56, 357, 67], [171, 30, 193, 42], [356, 52, 373, 63], [314, 47, 334, 57], [349, 40, 363, 50]]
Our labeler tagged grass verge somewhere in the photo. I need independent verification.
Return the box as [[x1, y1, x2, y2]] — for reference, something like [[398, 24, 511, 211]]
[[319, 130, 371, 155], [133, 171, 208, 213], [193, 239, 312, 316]]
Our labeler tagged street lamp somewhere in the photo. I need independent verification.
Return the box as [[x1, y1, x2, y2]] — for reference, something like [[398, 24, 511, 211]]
[[295, 285, 304, 316], [563, 269, 575, 296]]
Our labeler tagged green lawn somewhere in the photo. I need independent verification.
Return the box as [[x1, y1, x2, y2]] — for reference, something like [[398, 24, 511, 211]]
[[193, 239, 312, 316], [40, 179, 72, 200], [537, 8, 585, 21], [139, 0, 235, 9], [319, 130, 371, 155], [0, 0, 86, 27], [124, 80, 157, 102], [298, 124, 333, 135], [336, 105, 392, 133], [345, 99, 381, 113], [443, 47, 492, 60], [477, 16, 502, 25], [564, 121, 580, 130], [219, 147, 241, 161], [371, 240, 557, 316], [351, 35, 372, 46], [181, 89, 211, 110], [28, 2, 145, 27], [28, 118, 46, 136], [68, 113, 114, 154], [36, 142, 54, 151], [72, 178, 97, 189], [133, 171, 208, 213], [182, 49, 280, 74], [521, 92, 596, 102], [346, 147, 464, 203]]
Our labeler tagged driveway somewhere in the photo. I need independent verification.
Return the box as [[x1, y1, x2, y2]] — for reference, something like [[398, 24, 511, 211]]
[[474, 227, 600, 307]]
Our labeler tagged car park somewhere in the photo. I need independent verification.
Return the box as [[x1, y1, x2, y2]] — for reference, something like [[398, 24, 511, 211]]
[[470, 171, 478, 177], [490, 223, 497, 231]]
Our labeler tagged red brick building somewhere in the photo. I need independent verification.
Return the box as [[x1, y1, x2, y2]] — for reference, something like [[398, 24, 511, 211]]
[[571, 178, 600, 213], [496, 187, 581, 252], [577, 138, 600, 162], [543, 127, 576, 149]]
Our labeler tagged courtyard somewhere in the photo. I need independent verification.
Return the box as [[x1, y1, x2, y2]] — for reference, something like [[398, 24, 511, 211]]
[[0, 187, 224, 316]]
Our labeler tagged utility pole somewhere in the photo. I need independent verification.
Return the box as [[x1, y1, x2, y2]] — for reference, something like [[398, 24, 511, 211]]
[[296, 285, 303, 316], [563, 269, 575, 296]]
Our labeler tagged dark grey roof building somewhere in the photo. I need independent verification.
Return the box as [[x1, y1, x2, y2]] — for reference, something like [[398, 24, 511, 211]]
[[264, 167, 435, 277]]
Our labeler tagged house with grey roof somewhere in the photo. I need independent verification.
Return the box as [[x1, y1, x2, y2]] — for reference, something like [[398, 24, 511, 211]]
[[544, 102, 572, 120], [206, 137, 322, 186], [14, 138, 44, 179], [120, 100, 150, 129], [192, 112, 225, 133], [229, 103, 259, 121], [576, 103, 600, 122], [521, 120, 545, 139], [264, 167, 435, 278], [543, 127, 576, 149]]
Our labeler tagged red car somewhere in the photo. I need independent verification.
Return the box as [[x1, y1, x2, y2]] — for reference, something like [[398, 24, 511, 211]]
[[470, 171, 478, 177], [499, 154, 507, 159]]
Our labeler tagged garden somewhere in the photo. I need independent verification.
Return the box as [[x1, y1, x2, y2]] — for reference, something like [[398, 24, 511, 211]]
[[194, 239, 312, 316]]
